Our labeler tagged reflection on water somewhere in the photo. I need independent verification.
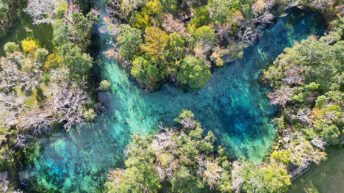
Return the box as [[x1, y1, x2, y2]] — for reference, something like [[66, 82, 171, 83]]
[[19, 6, 325, 193]]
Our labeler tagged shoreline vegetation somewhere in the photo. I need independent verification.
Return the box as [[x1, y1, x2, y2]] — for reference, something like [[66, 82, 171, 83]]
[[0, 0, 343, 192], [104, 0, 344, 192], [0, 0, 102, 192]]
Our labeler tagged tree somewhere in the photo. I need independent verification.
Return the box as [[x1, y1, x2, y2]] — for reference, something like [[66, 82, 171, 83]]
[[70, 12, 99, 49], [58, 43, 93, 81], [0, 0, 26, 38], [193, 26, 216, 53], [130, 0, 163, 30], [190, 7, 211, 28], [106, 110, 231, 193], [106, 135, 161, 193], [141, 27, 168, 64], [44, 53, 63, 70], [99, 80, 111, 91], [3, 42, 19, 54], [21, 39, 40, 55], [171, 166, 204, 192], [207, 0, 235, 23], [120, 0, 147, 16], [165, 32, 185, 63], [239, 161, 291, 193], [52, 14, 95, 79], [0, 48, 91, 132], [52, 20, 69, 46], [116, 24, 143, 61], [321, 124, 340, 145], [177, 56, 211, 88], [131, 57, 161, 89], [35, 48, 49, 63], [52, 12, 98, 50], [160, 0, 179, 14]]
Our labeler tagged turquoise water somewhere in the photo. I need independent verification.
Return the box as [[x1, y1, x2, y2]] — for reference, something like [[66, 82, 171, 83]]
[[19, 5, 325, 193]]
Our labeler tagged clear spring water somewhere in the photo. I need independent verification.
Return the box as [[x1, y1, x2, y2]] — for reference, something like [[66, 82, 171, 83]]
[[19, 4, 325, 193]]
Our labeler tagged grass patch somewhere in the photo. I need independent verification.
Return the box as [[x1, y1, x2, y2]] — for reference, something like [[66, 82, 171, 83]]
[[288, 147, 344, 193], [0, 14, 55, 56]]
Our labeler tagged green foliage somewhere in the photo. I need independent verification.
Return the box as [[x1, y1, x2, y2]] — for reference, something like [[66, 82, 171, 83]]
[[131, 57, 161, 88], [52, 20, 69, 46], [207, 0, 236, 23], [177, 56, 211, 88], [0, 0, 7, 18], [116, 24, 143, 61], [52, 13, 96, 81], [99, 80, 111, 91], [190, 7, 211, 28], [130, 0, 163, 30], [53, 11, 98, 50], [193, 26, 215, 48], [111, 0, 260, 90], [165, 32, 185, 63], [83, 108, 96, 121], [160, 0, 178, 14], [106, 110, 231, 193], [263, 33, 344, 149], [0, 0, 27, 37], [35, 48, 49, 63], [106, 135, 161, 193], [321, 124, 340, 145], [171, 166, 204, 192], [56, 2, 67, 18], [271, 151, 291, 165], [70, 12, 99, 48], [120, 0, 147, 16], [3, 42, 19, 54], [239, 161, 291, 193], [58, 43, 93, 81]]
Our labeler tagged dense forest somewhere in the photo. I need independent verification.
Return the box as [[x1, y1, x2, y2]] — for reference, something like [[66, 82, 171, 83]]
[[0, 0, 344, 192]]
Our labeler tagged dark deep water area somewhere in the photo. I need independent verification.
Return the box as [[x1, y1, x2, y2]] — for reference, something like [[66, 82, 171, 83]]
[[17, 6, 325, 193]]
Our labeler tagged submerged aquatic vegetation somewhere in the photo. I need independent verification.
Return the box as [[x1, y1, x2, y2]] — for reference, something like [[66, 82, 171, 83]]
[[0, 0, 343, 192]]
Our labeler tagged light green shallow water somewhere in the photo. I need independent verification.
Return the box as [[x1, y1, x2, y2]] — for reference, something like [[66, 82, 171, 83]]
[[18, 3, 325, 192]]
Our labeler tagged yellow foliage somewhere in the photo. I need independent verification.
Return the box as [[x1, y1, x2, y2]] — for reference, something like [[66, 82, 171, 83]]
[[21, 39, 40, 55], [131, 12, 151, 29], [44, 53, 63, 70], [145, 0, 163, 16], [141, 27, 168, 63], [253, 0, 267, 14], [232, 10, 244, 23], [311, 107, 324, 120], [211, 51, 224, 66], [157, 153, 171, 168], [130, 0, 163, 29]]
